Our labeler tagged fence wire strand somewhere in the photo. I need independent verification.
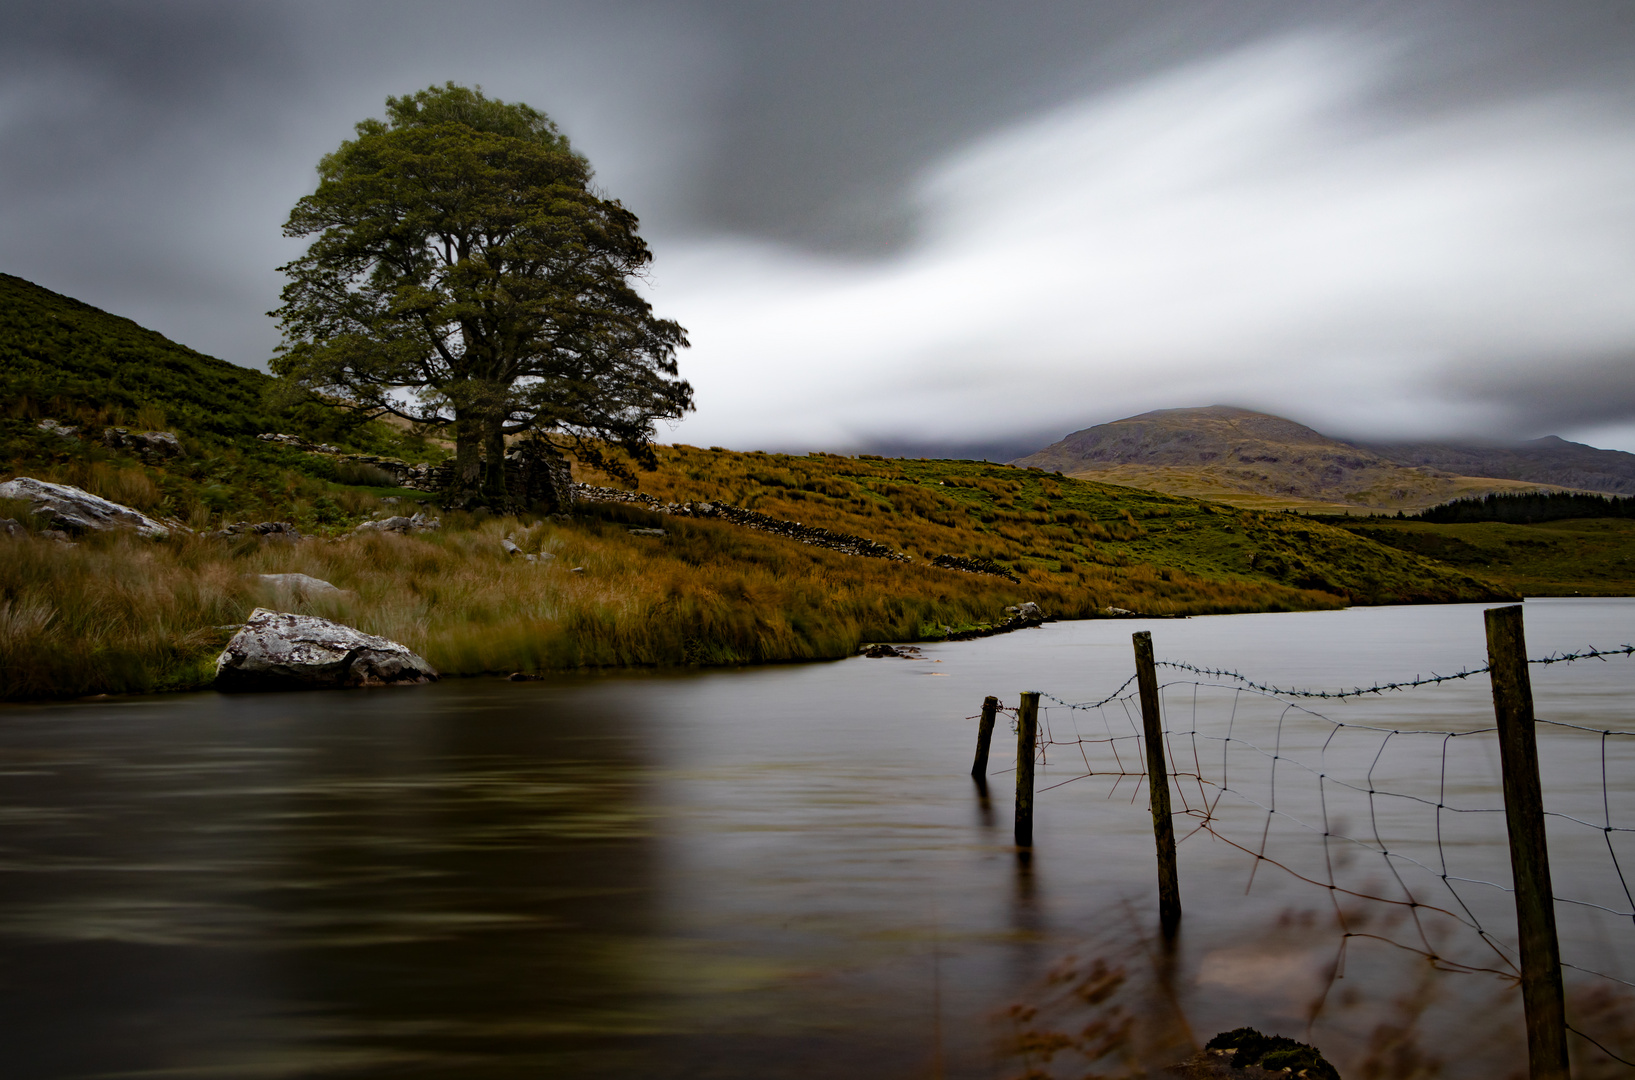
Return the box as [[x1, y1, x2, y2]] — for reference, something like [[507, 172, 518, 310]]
[[983, 643, 1635, 1066]]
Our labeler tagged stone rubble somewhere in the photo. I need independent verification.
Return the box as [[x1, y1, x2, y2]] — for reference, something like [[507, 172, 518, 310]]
[[353, 511, 441, 534]]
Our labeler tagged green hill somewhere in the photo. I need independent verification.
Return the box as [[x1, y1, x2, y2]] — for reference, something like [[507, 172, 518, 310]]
[[1, 272, 282, 443], [0, 273, 439, 528]]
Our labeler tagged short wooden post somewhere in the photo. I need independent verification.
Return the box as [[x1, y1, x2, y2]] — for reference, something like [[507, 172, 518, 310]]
[[1133, 631, 1182, 938], [972, 695, 999, 779], [1015, 692, 1039, 848], [1485, 605, 1570, 1080]]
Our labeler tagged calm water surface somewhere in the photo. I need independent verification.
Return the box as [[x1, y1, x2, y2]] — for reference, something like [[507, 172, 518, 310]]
[[1, 599, 1631, 1078]]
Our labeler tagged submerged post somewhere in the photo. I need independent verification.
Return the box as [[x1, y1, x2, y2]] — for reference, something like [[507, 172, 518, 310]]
[[1015, 692, 1039, 848], [1485, 605, 1569, 1080], [1133, 631, 1182, 938], [972, 695, 999, 780]]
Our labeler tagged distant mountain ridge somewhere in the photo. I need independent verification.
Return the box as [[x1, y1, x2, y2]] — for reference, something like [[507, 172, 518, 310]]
[[1012, 406, 1632, 512], [1363, 435, 1635, 496]]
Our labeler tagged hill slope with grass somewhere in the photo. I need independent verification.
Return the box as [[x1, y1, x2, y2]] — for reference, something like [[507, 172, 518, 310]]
[[1012, 406, 1562, 513], [0, 277, 1525, 701], [1, 273, 443, 529]]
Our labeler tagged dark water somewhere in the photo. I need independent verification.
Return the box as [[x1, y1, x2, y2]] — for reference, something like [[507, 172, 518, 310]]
[[1, 599, 1631, 1078]]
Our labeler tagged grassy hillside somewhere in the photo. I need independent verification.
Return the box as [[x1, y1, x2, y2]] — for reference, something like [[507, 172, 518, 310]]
[[1013, 405, 1560, 513], [577, 446, 1502, 608], [0, 275, 1528, 701], [1334, 517, 1635, 597], [1, 273, 442, 529]]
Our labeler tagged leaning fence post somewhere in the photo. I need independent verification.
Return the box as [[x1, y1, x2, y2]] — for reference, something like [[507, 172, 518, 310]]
[[972, 695, 999, 780], [1485, 605, 1570, 1080], [1015, 692, 1039, 848], [1133, 631, 1182, 938]]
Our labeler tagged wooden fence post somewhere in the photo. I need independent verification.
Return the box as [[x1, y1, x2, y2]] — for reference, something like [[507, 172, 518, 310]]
[[1015, 692, 1039, 848], [1133, 631, 1182, 938], [1485, 605, 1570, 1080], [972, 695, 999, 780]]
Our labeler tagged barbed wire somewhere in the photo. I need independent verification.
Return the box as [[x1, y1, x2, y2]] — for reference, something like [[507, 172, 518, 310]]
[[975, 641, 1635, 1068], [1028, 644, 1635, 705]]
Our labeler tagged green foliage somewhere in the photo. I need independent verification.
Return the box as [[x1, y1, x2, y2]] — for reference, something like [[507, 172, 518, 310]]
[[273, 82, 692, 504], [1411, 489, 1635, 524], [0, 273, 444, 529], [1339, 517, 1635, 596]]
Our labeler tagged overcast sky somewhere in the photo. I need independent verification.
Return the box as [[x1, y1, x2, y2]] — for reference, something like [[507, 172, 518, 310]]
[[6, 1, 1635, 457]]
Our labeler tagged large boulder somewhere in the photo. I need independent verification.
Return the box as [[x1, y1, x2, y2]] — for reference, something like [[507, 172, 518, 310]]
[[253, 573, 345, 599], [215, 608, 437, 691], [0, 477, 173, 537]]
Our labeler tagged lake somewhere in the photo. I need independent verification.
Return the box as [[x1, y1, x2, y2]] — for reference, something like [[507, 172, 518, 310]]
[[1, 598, 1631, 1078]]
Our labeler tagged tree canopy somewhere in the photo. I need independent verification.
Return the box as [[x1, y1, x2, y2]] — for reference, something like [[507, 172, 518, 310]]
[[272, 83, 693, 504]]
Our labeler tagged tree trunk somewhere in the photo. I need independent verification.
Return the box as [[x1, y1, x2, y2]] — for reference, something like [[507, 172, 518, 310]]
[[452, 412, 484, 508], [482, 422, 509, 509]]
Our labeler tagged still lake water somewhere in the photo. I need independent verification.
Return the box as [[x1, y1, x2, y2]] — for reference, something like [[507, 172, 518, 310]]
[[1, 598, 1632, 1078]]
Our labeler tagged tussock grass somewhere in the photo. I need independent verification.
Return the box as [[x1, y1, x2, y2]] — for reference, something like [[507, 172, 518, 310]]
[[0, 500, 1345, 701]]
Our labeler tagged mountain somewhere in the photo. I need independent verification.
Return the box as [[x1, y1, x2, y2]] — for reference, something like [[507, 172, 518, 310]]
[[1362, 436, 1635, 496], [1011, 406, 1570, 513]]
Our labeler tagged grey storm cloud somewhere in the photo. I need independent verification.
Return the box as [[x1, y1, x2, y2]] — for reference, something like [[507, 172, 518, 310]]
[[5, 0, 1635, 454]]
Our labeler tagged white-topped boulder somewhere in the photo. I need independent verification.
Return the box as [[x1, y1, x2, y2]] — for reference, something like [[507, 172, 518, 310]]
[[214, 608, 436, 691], [0, 477, 174, 537]]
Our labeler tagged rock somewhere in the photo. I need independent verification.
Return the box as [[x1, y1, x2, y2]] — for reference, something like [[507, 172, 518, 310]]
[[253, 573, 344, 599], [627, 527, 666, 537], [36, 419, 78, 438], [0, 518, 22, 537], [523, 552, 556, 563], [500, 537, 522, 556], [1103, 606, 1138, 617], [0, 477, 173, 537], [102, 428, 184, 460], [214, 608, 436, 691], [1015, 601, 1043, 619], [1166, 1029, 1340, 1080], [354, 511, 440, 534], [213, 520, 302, 541]]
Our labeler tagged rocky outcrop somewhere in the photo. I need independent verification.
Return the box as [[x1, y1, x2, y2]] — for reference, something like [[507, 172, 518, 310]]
[[214, 608, 436, 691], [354, 511, 441, 534], [102, 428, 183, 461], [213, 520, 303, 541], [942, 605, 1049, 641], [0, 477, 174, 537]]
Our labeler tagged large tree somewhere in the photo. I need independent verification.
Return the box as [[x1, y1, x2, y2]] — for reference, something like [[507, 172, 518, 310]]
[[272, 83, 693, 505]]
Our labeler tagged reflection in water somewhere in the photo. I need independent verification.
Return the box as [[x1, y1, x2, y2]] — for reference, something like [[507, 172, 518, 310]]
[[0, 599, 1631, 1077]]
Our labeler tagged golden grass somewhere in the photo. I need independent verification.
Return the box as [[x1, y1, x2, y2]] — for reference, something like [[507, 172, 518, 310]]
[[0, 497, 1351, 701]]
